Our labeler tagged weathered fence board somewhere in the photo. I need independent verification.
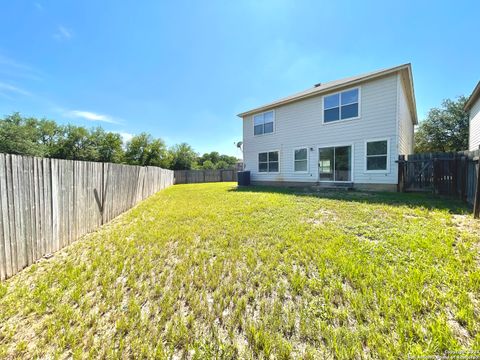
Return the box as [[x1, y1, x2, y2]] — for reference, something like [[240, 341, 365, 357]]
[[174, 169, 237, 184], [398, 149, 480, 215], [0, 154, 174, 280], [474, 160, 480, 218]]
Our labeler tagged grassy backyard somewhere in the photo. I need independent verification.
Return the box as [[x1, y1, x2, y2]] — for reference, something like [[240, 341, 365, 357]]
[[0, 182, 479, 358]]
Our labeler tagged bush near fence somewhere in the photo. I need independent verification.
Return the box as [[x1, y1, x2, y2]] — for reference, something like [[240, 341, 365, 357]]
[[0, 153, 174, 280]]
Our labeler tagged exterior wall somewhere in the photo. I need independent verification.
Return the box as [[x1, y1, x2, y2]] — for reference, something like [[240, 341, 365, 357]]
[[397, 74, 414, 155], [469, 96, 480, 151], [242, 74, 401, 185]]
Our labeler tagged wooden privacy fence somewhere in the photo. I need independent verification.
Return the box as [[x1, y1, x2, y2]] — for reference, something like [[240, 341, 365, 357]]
[[0, 153, 174, 280], [174, 169, 237, 184], [397, 148, 480, 217]]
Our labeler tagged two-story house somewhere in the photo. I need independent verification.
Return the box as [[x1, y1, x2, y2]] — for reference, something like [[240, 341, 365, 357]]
[[237, 63, 417, 191], [465, 81, 480, 151]]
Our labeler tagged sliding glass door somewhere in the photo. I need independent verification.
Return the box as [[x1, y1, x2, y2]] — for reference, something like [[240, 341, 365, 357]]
[[318, 146, 352, 182]]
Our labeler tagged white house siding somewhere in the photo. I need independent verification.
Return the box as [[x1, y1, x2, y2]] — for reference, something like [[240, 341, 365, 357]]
[[242, 74, 401, 185], [469, 96, 480, 151], [397, 74, 414, 155]]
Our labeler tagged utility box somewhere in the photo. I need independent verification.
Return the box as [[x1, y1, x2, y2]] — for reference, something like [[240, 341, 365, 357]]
[[237, 171, 250, 186]]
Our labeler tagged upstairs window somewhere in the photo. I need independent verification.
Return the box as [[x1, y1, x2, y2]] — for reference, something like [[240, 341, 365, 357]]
[[366, 139, 389, 171], [254, 111, 274, 135], [294, 148, 308, 172], [324, 88, 359, 123], [258, 151, 279, 172]]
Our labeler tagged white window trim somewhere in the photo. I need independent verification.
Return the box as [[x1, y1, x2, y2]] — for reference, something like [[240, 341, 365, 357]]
[[317, 143, 354, 183], [322, 87, 361, 125], [293, 146, 309, 173], [364, 138, 390, 173], [253, 110, 275, 137], [258, 150, 280, 174]]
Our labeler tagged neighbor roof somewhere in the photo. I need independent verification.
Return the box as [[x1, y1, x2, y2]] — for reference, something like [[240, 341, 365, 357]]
[[465, 81, 480, 112], [237, 63, 418, 124]]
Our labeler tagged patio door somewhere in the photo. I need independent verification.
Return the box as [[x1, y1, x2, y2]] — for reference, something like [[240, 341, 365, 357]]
[[318, 146, 352, 182]]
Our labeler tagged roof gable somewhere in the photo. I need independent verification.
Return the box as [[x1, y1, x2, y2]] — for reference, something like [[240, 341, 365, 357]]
[[465, 81, 480, 112], [238, 63, 418, 125]]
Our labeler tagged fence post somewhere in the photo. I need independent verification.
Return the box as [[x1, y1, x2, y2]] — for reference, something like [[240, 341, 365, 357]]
[[474, 147, 480, 219], [433, 158, 440, 195], [397, 155, 405, 192], [451, 157, 457, 196], [460, 156, 467, 201], [101, 163, 110, 225], [474, 162, 480, 219]]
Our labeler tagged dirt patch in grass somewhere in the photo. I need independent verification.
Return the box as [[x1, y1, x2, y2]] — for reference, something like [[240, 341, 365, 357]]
[[0, 183, 478, 359], [303, 208, 338, 227], [452, 214, 480, 235]]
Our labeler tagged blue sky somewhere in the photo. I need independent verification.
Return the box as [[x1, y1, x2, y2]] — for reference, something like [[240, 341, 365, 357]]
[[0, 1, 478, 157]]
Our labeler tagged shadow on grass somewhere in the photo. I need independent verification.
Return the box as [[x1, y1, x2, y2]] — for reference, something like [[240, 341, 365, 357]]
[[229, 185, 471, 214]]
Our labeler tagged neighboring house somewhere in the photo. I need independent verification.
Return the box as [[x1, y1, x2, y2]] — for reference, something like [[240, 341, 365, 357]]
[[235, 161, 244, 172], [465, 81, 480, 151], [237, 63, 417, 191]]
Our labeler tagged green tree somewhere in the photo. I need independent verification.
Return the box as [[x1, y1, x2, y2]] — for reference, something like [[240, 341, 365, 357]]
[[199, 151, 220, 165], [89, 128, 124, 163], [201, 160, 215, 169], [37, 119, 61, 157], [218, 154, 237, 168], [0, 113, 44, 156], [124, 133, 169, 167], [415, 96, 469, 153], [125, 133, 151, 165], [146, 138, 170, 167], [215, 160, 230, 170], [198, 151, 237, 169], [54, 125, 98, 161], [0, 113, 235, 171], [169, 143, 198, 170]]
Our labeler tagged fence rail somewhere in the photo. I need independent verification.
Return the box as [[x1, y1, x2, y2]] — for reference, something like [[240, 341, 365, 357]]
[[397, 148, 480, 218], [174, 169, 237, 184], [0, 153, 174, 280]]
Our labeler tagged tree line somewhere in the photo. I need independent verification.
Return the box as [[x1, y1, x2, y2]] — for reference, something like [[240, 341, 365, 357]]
[[414, 96, 469, 153], [2, 95, 469, 168], [0, 113, 238, 170]]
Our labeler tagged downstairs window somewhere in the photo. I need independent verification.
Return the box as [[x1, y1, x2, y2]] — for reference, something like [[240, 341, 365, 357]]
[[366, 140, 389, 171], [294, 148, 308, 172], [258, 151, 279, 172]]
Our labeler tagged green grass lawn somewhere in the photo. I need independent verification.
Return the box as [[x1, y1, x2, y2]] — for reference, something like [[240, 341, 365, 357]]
[[0, 182, 479, 359]]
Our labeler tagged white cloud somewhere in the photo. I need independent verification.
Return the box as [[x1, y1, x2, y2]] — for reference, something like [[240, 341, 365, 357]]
[[0, 54, 43, 81], [64, 110, 120, 124], [0, 82, 31, 97], [0, 54, 31, 70], [53, 26, 72, 41]]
